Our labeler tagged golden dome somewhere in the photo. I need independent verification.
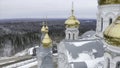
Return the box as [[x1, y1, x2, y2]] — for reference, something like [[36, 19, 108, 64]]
[[41, 25, 46, 32], [41, 22, 46, 32], [104, 16, 120, 47], [45, 25, 48, 29], [44, 25, 49, 33], [41, 22, 49, 33], [98, 0, 120, 5], [65, 15, 80, 28], [42, 33, 52, 48], [65, 2, 80, 28]]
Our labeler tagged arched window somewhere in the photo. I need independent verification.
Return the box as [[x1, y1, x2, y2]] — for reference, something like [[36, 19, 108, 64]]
[[109, 18, 112, 25], [107, 58, 110, 68], [68, 33, 70, 39], [73, 33, 75, 40], [101, 18, 103, 31], [116, 62, 120, 68]]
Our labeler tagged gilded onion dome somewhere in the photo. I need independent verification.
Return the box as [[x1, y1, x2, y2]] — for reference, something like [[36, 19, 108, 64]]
[[44, 25, 49, 33], [98, 0, 120, 5], [42, 33, 52, 48], [45, 25, 48, 30], [42, 24, 52, 48], [65, 2, 80, 28], [41, 22, 49, 33], [41, 22, 46, 32], [45, 25, 49, 33], [104, 16, 120, 47]]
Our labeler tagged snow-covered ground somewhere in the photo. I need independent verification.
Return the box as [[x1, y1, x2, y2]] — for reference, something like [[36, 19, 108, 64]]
[[18, 61, 37, 68], [0, 45, 39, 60], [0, 46, 39, 68], [3, 58, 37, 68]]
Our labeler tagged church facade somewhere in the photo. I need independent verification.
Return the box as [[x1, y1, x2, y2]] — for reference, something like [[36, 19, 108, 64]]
[[96, 0, 120, 37], [36, 0, 120, 68], [97, 0, 120, 68], [57, 2, 105, 68]]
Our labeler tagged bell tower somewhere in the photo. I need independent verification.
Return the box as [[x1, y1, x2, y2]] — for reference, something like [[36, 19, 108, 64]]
[[65, 2, 80, 40], [37, 19, 53, 68]]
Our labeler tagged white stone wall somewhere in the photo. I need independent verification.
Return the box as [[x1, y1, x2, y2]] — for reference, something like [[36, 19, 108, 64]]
[[104, 52, 120, 68], [96, 4, 120, 37], [104, 44, 120, 68], [57, 42, 71, 68], [97, 4, 120, 68], [65, 28, 79, 40]]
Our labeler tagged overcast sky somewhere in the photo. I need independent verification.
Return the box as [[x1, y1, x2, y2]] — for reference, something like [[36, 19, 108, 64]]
[[0, 0, 98, 19]]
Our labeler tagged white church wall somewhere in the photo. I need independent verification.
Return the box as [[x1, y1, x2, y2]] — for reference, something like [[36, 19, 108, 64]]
[[65, 28, 79, 40], [104, 52, 112, 68], [104, 44, 120, 68], [96, 4, 120, 37], [112, 57, 120, 68], [57, 42, 71, 68]]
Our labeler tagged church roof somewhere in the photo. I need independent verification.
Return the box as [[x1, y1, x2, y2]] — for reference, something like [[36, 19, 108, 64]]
[[64, 39, 104, 59], [80, 30, 96, 38], [71, 62, 87, 68], [60, 36, 105, 68]]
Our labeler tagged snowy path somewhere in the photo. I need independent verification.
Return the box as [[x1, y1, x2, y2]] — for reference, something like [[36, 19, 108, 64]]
[[2, 58, 37, 68], [18, 61, 37, 68], [0, 56, 32, 66]]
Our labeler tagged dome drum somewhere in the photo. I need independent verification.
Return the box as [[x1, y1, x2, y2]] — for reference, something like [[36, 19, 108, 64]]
[[65, 24, 79, 28]]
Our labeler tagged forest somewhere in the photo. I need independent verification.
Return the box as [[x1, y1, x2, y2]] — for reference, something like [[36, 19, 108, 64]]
[[0, 18, 96, 57]]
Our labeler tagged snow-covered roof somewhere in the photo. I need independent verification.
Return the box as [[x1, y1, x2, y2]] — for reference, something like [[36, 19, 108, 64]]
[[80, 30, 96, 38], [70, 62, 87, 68], [69, 57, 105, 68], [61, 38, 105, 68], [64, 39, 104, 59]]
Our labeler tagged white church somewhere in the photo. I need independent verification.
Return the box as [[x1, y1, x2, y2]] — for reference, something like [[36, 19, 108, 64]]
[[36, 0, 120, 68]]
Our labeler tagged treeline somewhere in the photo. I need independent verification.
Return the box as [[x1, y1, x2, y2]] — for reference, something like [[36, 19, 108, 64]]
[[0, 19, 96, 57]]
